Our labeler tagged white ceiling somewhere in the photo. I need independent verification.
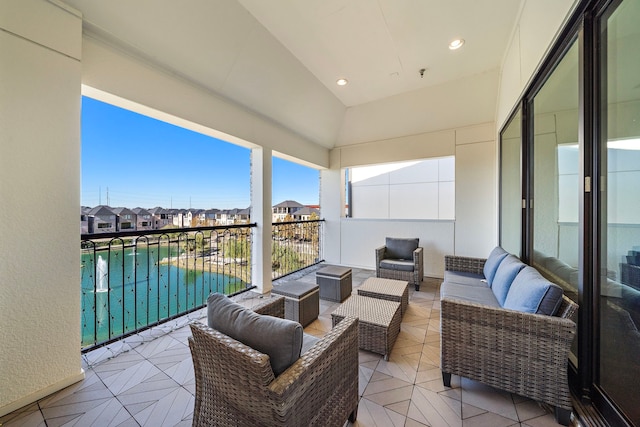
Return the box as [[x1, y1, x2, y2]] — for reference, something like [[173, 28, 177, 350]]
[[63, 0, 523, 146]]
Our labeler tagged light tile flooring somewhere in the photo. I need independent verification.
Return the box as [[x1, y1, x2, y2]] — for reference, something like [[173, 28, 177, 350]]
[[1, 266, 567, 427]]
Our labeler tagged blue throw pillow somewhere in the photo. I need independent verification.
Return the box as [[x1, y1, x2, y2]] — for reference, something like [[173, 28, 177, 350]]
[[207, 293, 303, 376], [483, 246, 509, 286], [491, 254, 526, 306], [503, 267, 564, 315]]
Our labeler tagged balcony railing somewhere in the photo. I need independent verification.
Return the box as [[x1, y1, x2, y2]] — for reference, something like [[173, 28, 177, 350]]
[[271, 219, 324, 279], [80, 220, 323, 352], [81, 224, 255, 352]]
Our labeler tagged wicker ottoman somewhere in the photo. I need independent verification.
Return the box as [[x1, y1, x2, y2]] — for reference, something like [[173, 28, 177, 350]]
[[271, 281, 319, 327], [316, 266, 352, 302], [357, 277, 409, 315], [331, 295, 401, 360]]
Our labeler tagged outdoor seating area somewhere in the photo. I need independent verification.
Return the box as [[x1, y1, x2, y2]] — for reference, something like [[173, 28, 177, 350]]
[[0, 265, 569, 427], [376, 237, 425, 291]]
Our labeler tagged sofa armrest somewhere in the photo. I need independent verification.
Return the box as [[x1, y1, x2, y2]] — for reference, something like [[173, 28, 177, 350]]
[[375, 246, 386, 275], [444, 255, 486, 275], [414, 247, 424, 278], [252, 295, 285, 318], [268, 316, 359, 420]]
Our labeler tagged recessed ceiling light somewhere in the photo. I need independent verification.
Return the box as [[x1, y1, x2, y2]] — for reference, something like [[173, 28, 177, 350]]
[[336, 78, 348, 86], [449, 39, 465, 50]]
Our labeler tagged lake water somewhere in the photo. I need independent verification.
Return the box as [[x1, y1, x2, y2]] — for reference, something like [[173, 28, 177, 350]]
[[80, 245, 247, 348]]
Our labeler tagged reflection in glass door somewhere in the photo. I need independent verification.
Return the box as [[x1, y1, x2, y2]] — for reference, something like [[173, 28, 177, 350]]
[[599, 0, 640, 423], [500, 109, 522, 256], [530, 40, 580, 364]]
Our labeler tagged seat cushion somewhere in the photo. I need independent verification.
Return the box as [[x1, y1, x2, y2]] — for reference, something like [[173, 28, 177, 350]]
[[385, 237, 419, 260], [491, 254, 526, 306], [444, 270, 486, 286], [207, 293, 303, 376], [483, 246, 509, 286], [380, 259, 415, 272], [441, 281, 501, 307], [503, 266, 564, 315], [301, 333, 320, 355]]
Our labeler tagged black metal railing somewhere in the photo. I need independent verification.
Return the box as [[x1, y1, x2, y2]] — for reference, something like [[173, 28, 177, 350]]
[[271, 219, 324, 279], [80, 224, 255, 352]]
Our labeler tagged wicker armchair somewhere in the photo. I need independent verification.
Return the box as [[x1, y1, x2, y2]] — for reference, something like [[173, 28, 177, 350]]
[[441, 255, 578, 425], [376, 237, 424, 291], [188, 296, 359, 427]]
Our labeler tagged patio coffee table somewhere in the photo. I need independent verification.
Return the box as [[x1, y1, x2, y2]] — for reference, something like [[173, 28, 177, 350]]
[[331, 295, 401, 360], [357, 277, 409, 315]]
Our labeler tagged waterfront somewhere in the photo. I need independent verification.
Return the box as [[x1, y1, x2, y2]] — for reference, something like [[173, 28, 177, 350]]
[[80, 245, 247, 348]]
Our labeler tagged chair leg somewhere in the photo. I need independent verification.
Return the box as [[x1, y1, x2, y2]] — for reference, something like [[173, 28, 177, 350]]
[[415, 284, 420, 291], [348, 404, 358, 423], [442, 371, 451, 387], [554, 407, 571, 426]]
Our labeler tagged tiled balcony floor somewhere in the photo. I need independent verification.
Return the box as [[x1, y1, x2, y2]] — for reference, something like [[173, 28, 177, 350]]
[[1, 266, 566, 427]]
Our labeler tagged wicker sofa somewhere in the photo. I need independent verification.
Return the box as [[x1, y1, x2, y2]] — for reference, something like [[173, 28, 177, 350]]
[[376, 237, 424, 291], [188, 295, 359, 427], [440, 248, 578, 425]]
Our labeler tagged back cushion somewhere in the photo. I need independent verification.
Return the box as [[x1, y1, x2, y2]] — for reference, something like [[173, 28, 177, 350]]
[[207, 293, 303, 376], [503, 267, 564, 315], [491, 255, 526, 306], [483, 246, 509, 286], [385, 237, 419, 260]]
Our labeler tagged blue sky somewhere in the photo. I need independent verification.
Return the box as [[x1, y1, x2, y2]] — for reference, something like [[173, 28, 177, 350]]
[[81, 97, 319, 209]]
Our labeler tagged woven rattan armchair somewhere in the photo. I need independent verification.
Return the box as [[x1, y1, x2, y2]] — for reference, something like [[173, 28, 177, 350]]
[[376, 237, 424, 291], [441, 255, 578, 425], [188, 296, 359, 427]]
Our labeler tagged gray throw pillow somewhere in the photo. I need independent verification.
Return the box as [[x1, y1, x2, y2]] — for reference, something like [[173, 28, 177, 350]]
[[491, 254, 526, 306], [503, 267, 564, 315], [483, 246, 509, 286], [385, 237, 419, 260], [207, 293, 303, 376]]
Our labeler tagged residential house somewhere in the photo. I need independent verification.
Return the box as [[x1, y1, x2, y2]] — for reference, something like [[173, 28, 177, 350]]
[[86, 205, 116, 233], [80, 206, 90, 234], [291, 206, 319, 221], [148, 207, 172, 229], [272, 200, 304, 222], [112, 207, 136, 231], [203, 208, 220, 226], [132, 207, 153, 230]]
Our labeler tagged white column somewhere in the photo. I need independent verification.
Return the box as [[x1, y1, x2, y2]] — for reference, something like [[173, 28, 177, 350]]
[[251, 147, 273, 293], [320, 148, 344, 265], [0, 0, 83, 416]]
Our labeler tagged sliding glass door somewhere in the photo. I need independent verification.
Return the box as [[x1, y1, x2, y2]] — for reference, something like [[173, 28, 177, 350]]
[[598, 0, 640, 423], [500, 109, 522, 256]]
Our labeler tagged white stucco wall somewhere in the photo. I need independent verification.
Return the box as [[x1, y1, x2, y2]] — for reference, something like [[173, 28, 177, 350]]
[[496, 0, 580, 130], [0, 0, 84, 415], [327, 122, 497, 277]]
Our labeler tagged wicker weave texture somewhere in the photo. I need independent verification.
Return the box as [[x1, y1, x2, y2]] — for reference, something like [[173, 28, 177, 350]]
[[444, 255, 486, 275], [189, 296, 359, 426], [331, 295, 401, 360], [375, 246, 424, 289], [271, 285, 320, 327], [440, 295, 577, 411], [316, 268, 352, 302], [357, 277, 409, 315]]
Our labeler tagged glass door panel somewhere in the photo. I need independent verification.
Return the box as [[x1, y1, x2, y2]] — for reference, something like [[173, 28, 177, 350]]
[[599, 0, 640, 423], [531, 40, 580, 363], [500, 109, 522, 256]]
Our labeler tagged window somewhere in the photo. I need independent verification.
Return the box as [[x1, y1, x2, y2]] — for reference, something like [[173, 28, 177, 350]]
[[97, 223, 112, 229], [347, 158, 454, 220]]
